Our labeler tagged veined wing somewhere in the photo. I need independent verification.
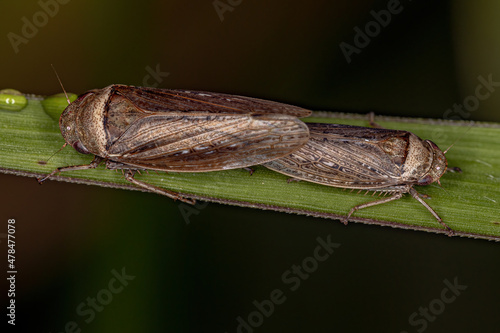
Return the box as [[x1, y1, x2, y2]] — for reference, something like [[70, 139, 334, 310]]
[[111, 85, 312, 117], [107, 113, 309, 172], [263, 123, 412, 189]]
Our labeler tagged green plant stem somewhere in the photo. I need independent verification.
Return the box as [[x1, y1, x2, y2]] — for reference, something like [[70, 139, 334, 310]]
[[1, 94, 500, 240]]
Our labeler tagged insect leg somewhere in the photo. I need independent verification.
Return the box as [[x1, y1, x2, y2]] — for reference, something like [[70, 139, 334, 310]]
[[368, 112, 384, 128], [123, 170, 196, 205], [343, 191, 404, 225], [37, 156, 104, 183], [243, 167, 254, 175], [409, 188, 453, 235], [446, 166, 462, 173]]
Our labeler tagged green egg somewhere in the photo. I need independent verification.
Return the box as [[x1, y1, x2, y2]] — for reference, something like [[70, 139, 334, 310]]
[[0, 89, 27, 111], [41, 93, 77, 121]]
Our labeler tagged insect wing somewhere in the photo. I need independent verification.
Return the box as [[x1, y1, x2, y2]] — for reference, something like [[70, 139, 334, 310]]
[[112, 85, 312, 117], [104, 86, 310, 171], [264, 123, 412, 189]]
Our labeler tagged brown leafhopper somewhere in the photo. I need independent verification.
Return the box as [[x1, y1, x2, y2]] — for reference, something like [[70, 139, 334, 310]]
[[39, 85, 311, 203], [263, 122, 453, 234]]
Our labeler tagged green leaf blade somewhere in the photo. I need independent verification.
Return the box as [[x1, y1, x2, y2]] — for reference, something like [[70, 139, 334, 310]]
[[1, 94, 500, 240]]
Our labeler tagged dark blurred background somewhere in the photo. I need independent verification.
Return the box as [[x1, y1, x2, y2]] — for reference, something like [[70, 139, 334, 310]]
[[1, 0, 500, 332]]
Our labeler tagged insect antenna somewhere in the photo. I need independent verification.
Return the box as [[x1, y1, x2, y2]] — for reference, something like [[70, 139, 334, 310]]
[[39, 64, 72, 164], [444, 122, 474, 154], [51, 64, 71, 105], [429, 182, 448, 193], [42, 143, 68, 164]]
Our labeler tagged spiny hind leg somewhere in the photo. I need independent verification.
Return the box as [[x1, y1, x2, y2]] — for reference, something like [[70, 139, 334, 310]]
[[409, 188, 453, 236], [37, 156, 104, 183], [124, 170, 196, 205], [342, 191, 403, 225]]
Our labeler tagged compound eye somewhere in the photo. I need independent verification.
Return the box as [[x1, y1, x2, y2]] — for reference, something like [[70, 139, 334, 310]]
[[72, 140, 90, 154], [417, 175, 433, 186]]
